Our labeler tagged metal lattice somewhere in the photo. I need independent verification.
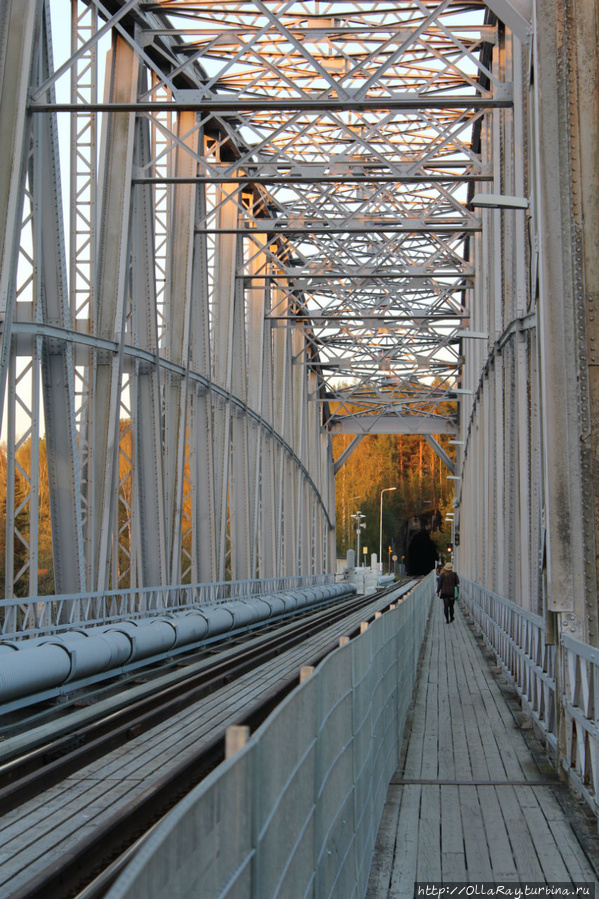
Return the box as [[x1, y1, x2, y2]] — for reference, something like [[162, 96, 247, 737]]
[[0, 0, 509, 597]]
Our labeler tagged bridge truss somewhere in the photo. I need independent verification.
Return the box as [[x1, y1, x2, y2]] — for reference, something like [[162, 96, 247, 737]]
[[1, 0, 598, 647]]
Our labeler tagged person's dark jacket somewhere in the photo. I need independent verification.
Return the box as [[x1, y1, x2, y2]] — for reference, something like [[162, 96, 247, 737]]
[[437, 570, 459, 598]]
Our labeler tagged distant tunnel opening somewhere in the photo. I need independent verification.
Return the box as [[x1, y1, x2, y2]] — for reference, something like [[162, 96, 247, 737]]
[[406, 531, 438, 576]]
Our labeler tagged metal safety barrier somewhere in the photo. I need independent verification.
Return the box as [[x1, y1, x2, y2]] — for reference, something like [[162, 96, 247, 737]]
[[0, 583, 355, 711], [0, 574, 336, 641], [461, 579, 599, 818], [105, 575, 434, 899]]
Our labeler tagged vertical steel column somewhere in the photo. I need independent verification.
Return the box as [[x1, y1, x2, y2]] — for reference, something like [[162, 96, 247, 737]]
[[326, 433, 337, 571], [532, 0, 590, 640], [69, 0, 96, 326], [150, 84, 173, 350], [494, 353, 505, 593], [307, 369, 321, 574], [291, 327, 307, 574], [530, 327, 543, 614], [560, 0, 599, 643], [0, 0, 38, 437], [69, 0, 97, 589], [189, 176, 217, 584], [272, 290, 294, 576], [246, 234, 269, 579], [5, 355, 17, 599], [260, 285, 278, 579], [35, 0, 85, 595], [212, 185, 242, 581], [129, 112, 167, 587], [229, 233, 251, 581], [511, 35, 533, 608], [92, 35, 138, 591], [273, 291, 294, 575], [162, 111, 198, 584], [515, 329, 532, 607]]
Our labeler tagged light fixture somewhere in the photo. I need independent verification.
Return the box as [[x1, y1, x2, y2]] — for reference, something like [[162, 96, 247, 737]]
[[471, 193, 528, 210]]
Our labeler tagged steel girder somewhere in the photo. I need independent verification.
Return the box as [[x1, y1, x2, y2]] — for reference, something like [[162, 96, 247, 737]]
[[0, 0, 518, 596], [453, 0, 599, 650]]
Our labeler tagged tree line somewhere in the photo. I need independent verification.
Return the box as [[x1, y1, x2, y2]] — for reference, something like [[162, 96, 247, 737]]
[[333, 431, 456, 569], [0, 426, 455, 596]]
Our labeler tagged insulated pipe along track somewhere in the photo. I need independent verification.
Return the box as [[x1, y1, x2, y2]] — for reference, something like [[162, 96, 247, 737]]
[[0, 584, 355, 708]]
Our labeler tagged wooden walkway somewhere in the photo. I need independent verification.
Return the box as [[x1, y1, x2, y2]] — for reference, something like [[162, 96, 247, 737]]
[[367, 596, 599, 897]]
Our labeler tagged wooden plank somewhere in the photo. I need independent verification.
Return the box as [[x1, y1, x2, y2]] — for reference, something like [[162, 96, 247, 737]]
[[365, 783, 402, 899], [420, 662, 439, 780], [494, 783, 545, 879], [458, 784, 493, 879], [440, 785, 464, 857], [402, 615, 436, 780], [438, 615, 458, 782], [446, 623, 472, 782], [517, 787, 573, 880], [0, 779, 143, 890], [388, 785, 422, 898], [454, 614, 539, 781], [416, 785, 441, 880], [477, 785, 519, 879], [0, 780, 95, 863], [544, 810, 599, 881], [445, 614, 487, 781]]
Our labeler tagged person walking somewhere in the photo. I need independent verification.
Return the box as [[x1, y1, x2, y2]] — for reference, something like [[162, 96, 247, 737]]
[[435, 561, 443, 591], [437, 562, 459, 623]]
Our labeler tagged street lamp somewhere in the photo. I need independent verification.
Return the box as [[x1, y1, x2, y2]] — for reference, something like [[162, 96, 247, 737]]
[[347, 495, 360, 547], [351, 511, 366, 567], [379, 487, 397, 572]]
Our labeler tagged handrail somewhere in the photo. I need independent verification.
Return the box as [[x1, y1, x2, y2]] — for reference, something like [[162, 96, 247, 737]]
[[461, 578, 599, 817], [460, 579, 557, 749]]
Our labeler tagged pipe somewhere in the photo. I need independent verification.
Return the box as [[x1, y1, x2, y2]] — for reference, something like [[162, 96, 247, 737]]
[[0, 583, 356, 706]]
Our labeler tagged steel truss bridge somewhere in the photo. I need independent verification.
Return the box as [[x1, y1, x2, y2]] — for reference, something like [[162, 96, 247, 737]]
[[0, 0, 598, 651]]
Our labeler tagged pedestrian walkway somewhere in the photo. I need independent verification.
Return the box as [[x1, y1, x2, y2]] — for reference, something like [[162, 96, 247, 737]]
[[366, 596, 599, 897]]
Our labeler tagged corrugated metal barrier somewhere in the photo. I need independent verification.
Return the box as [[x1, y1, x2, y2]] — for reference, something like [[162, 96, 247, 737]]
[[105, 574, 434, 899]]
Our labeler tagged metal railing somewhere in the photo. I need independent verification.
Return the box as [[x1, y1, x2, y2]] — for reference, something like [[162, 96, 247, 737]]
[[461, 579, 599, 817], [560, 634, 599, 814], [0, 574, 336, 641], [105, 575, 434, 899]]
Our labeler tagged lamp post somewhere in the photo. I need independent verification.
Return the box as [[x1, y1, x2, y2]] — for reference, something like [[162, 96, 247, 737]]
[[351, 510, 366, 567], [379, 487, 397, 572], [346, 495, 360, 550]]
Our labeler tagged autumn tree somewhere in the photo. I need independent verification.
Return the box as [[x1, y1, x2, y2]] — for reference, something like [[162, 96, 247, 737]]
[[334, 430, 455, 565]]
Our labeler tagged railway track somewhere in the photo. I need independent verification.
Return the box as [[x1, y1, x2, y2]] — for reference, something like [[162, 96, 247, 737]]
[[0, 581, 416, 899]]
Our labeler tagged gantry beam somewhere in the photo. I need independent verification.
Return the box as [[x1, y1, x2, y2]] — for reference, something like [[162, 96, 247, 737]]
[[329, 416, 457, 436]]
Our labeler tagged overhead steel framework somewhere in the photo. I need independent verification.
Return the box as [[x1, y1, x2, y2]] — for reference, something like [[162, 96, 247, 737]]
[[6, 0, 598, 650], [0, 0, 497, 598]]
